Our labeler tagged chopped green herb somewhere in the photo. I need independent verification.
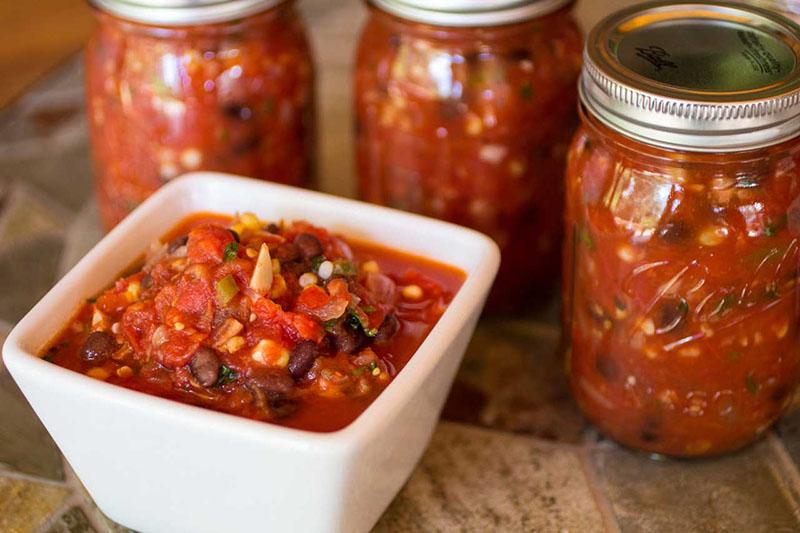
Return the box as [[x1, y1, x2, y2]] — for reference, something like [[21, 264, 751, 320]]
[[333, 260, 358, 277], [223, 242, 239, 262], [351, 367, 367, 377], [764, 215, 787, 237], [86, 297, 97, 304], [746, 373, 759, 395], [216, 364, 239, 386], [215, 275, 239, 306], [323, 319, 338, 332], [764, 282, 780, 300], [579, 226, 596, 251], [520, 81, 533, 100], [736, 177, 760, 189], [310, 255, 326, 271], [362, 305, 376, 313]]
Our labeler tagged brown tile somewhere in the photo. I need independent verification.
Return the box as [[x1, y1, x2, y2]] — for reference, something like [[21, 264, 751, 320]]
[[443, 318, 586, 442], [374, 422, 604, 532], [591, 439, 800, 532], [0, 477, 70, 533], [0, 183, 70, 250], [45, 506, 96, 533], [0, 366, 64, 480], [0, 234, 65, 322]]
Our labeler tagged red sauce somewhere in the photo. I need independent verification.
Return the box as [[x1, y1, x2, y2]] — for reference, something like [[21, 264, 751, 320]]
[[564, 109, 800, 456], [354, 6, 582, 312], [86, 2, 315, 229], [44, 213, 464, 432]]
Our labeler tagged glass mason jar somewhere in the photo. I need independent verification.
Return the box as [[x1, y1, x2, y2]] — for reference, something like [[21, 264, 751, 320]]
[[86, 0, 315, 229], [354, 0, 583, 313], [564, 3, 800, 457]]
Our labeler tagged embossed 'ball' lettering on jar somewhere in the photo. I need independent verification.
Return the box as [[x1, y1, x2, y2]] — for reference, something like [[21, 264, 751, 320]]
[[354, 0, 583, 313], [86, 0, 316, 229], [564, 2, 800, 457]]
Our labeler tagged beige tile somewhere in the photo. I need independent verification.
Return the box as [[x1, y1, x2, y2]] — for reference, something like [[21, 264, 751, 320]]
[[374, 422, 604, 532], [0, 477, 70, 533]]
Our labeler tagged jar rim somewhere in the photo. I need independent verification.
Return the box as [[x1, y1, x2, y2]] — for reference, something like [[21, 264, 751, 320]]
[[580, 1, 800, 152], [90, 0, 285, 25], [368, 0, 572, 27]]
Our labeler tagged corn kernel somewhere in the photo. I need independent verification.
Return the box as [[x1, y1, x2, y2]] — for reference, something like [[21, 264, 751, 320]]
[[246, 247, 258, 258], [87, 367, 110, 381], [240, 212, 261, 230], [116, 366, 133, 378], [125, 281, 141, 302], [174, 322, 185, 331], [402, 284, 424, 300], [361, 260, 380, 274], [465, 112, 483, 136], [225, 336, 245, 353], [271, 258, 281, 274], [698, 226, 728, 246], [299, 272, 318, 288], [640, 318, 655, 336]]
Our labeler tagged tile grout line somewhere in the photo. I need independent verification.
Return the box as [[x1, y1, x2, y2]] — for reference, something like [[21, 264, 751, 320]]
[[577, 440, 621, 533], [767, 431, 800, 522]]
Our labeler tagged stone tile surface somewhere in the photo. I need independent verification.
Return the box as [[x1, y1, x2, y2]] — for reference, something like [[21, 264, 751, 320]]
[[0, 477, 70, 533], [374, 422, 604, 532], [592, 439, 800, 533], [0, 320, 63, 481], [444, 318, 586, 443], [0, 234, 65, 322], [45, 506, 97, 533]]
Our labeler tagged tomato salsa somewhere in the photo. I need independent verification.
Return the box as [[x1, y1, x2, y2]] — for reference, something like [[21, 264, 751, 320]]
[[43, 213, 463, 432], [86, 2, 315, 229], [354, 3, 582, 312], [565, 3, 800, 456]]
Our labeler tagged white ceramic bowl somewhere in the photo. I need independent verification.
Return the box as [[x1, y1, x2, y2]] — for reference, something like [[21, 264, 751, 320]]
[[2, 173, 499, 533]]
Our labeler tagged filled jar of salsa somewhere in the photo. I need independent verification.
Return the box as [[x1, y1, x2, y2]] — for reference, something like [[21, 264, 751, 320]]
[[354, 0, 582, 312], [86, 0, 315, 229], [565, 2, 800, 456]]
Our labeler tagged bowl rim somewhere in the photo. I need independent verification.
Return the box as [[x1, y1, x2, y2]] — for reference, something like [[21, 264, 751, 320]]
[[2, 173, 500, 452]]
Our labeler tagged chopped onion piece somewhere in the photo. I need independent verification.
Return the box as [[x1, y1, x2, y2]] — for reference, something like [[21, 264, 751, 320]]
[[249, 243, 273, 295]]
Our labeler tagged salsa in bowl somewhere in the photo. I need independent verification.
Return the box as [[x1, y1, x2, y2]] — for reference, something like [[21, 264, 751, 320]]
[[2, 173, 499, 533], [44, 212, 463, 432]]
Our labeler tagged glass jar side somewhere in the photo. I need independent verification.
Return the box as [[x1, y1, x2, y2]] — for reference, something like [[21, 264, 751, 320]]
[[564, 111, 800, 456], [86, 3, 315, 229], [354, 6, 583, 312]]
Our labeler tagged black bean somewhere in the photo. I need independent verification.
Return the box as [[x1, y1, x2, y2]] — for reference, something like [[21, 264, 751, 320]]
[[233, 135, 260, 155], [655, 297, 689, 334], [595, 355, 619, 381], [141, 274, 153, 289], [640, 417, 661, 443], [247, 370, 295, 400], [374, 314, 400, 344], [246, 370, 296, 417], [266, 223, 281, 234], [330, 321, 364, 354], [273, 243, 300, 263], [221, 102, 253, 121], [228, 229, 240, 243], [772, 386, 789, 404], [189, 347, 220, 387], [657, 221, 691, 244], [168, 235, 188, 253], [288, 341, 319, 379], [506, 48, 532, 62], [294, 233, 323, 260], [80, 331, 118, 363]]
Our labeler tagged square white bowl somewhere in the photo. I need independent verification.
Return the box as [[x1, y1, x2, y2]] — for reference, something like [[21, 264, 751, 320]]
[[2, 173, 500, 533]]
